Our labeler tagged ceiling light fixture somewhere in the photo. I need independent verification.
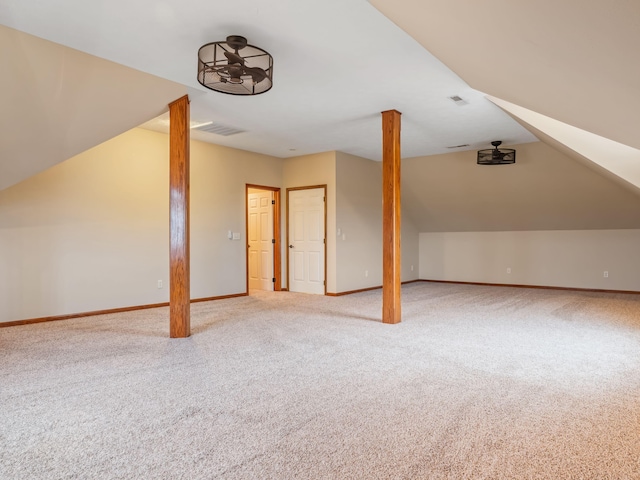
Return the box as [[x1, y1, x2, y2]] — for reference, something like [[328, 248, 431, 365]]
[[197, 35, 273, 95], [477, 141, 516, 165]]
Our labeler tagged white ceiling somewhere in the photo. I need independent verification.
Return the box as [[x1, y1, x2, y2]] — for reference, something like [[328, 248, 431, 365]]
[[0, 0, 536, 163]]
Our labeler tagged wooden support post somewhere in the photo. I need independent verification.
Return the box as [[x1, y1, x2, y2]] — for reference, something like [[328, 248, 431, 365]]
[[169, 95, 190, 338], [381, 110, 402, 324]]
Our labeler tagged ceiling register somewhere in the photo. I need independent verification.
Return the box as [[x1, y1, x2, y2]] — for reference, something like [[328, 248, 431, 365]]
[[197, 35, 273, 95]]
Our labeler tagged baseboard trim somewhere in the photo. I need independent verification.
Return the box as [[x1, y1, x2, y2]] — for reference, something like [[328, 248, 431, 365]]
[[191, 293, 247, 303], [1, 293, 248, 328], [419, 279, 640, 295], [326, 279, 421, 297], [10, 279, 631, 327], [326, 287, 379, 297]]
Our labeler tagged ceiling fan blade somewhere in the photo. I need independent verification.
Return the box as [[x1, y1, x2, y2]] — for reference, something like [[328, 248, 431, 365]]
[[245, 66, 267, 83], [224, 51, 245, 65], [203, 65, 224, 72]]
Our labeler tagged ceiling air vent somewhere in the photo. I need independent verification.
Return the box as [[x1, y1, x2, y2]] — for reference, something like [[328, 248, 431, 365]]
[[446, 144, 470, 149], [194, 122, 245, 136], [449, 95, 468, 106]]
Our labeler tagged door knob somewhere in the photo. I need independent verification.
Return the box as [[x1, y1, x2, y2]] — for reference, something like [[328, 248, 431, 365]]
[[289, 245, 294, 248]]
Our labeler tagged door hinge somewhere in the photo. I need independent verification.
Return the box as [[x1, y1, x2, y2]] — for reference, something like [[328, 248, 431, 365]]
[[272, 200, 275, 205], [272, 239, 275, 244], [272, 278, 276, 283], [323, 196, 325, 202]]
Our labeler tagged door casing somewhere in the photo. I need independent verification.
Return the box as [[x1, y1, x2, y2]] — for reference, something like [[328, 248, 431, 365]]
[[245, 184, 282, 293], [248, 189, 274, 291]]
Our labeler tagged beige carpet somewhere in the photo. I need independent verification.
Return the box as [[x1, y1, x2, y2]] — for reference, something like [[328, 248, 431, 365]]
[[2, 282, 640, 479]]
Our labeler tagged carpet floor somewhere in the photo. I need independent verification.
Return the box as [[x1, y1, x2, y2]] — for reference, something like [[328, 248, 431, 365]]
[[2, 282, 640, 479]]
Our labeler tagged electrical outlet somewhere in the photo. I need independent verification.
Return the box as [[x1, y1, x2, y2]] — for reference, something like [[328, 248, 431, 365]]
[[411, 265, 414, 272], [157, 280, 163, 289], [507, 267, 511, 274], [365, 270, 369, 277], [603, 271, 609, 278]]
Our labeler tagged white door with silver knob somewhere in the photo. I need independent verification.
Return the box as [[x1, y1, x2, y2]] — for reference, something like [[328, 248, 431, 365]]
[[288, 188, 325, 294]]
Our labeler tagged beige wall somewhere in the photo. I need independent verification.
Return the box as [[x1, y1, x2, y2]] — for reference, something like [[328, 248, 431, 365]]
[[420, 230, 640, 291], [335, 152, 419, 292], [401, 215, 420, 284], [282, 152, 337, 292], [411, 142, 640, 292], [0, 128, 169, 322], [336, 152, 382, 291], [190, 140, 282, 299], [1, 133, 418, 322], [404, 141, 640, 232], [0, 128, 282, 323], [7, 124, 634, 324]]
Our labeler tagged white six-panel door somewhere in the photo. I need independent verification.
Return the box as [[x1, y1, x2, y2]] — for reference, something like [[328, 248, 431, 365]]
[[288, 188, 325, 294], [248, 190, 274, 291]]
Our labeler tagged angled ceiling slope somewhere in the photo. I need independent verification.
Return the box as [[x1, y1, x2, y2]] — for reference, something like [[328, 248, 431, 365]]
[[369, 0, 640, 151], [488, 96, 640, 195], [0, 25, 186, 191]]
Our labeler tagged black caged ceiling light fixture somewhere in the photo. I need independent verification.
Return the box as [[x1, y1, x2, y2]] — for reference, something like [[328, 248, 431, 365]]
[[197, 35, 273, 95], [477, 141, 516, 165]]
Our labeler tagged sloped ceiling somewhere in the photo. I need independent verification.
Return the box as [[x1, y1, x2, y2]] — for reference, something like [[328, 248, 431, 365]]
[[369, 0, 640, 152], [0, 25, 186, 190], [488, 96, 640, 193]]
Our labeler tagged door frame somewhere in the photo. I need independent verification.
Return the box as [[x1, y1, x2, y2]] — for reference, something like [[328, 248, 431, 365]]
[[245, 184, 282, 293], [286, 185, 328, 295]]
